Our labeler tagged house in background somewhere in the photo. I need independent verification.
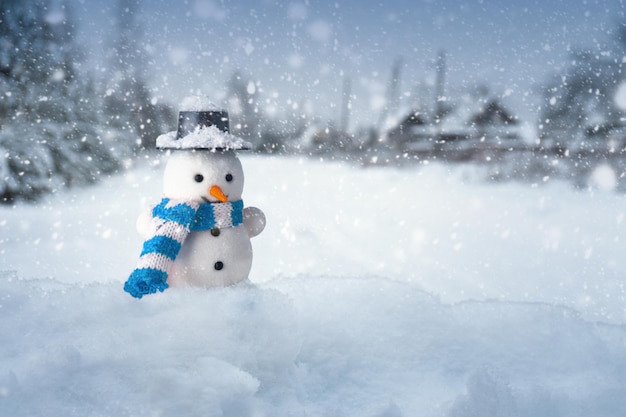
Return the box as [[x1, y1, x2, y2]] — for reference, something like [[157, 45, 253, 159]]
[[469, 99, 518, 139], [386, 94, 529, 161]]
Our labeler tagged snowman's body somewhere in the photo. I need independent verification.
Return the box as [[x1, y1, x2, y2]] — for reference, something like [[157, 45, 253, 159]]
[[168, 223, 253, 288], [137, 150, 265, 289]]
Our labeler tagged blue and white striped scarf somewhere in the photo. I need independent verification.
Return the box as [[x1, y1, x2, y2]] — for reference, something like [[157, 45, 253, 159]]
[[124, 197, 244, 298]]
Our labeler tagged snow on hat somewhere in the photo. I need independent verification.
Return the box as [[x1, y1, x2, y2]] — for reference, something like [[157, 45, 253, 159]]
[[156, 96, 252, 151]]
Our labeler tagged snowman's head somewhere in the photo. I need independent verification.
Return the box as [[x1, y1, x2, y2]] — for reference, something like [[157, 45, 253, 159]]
[[163, 150, 244, 203]]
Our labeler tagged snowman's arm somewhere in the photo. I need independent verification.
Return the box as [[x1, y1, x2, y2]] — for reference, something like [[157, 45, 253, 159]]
[[243, 207, 266, 238], [136, 210, 158, 238]]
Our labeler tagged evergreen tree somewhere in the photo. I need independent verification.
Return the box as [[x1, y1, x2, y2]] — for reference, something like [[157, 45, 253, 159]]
[[0, 0, 122, 202], [539, 45, 624, 151]]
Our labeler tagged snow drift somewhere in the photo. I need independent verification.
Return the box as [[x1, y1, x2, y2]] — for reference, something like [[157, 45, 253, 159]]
[[1, 156, 626, 416]]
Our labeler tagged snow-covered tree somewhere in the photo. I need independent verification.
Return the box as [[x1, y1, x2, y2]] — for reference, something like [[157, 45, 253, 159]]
[[539, 49, 624, 153], [0, 0, 123, 202]]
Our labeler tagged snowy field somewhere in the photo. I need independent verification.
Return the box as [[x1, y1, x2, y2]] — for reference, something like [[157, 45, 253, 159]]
[[1, 154, 626, 416]]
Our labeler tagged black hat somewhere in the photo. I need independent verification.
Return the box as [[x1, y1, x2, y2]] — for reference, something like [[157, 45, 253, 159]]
[[156, 109, 252, 150]]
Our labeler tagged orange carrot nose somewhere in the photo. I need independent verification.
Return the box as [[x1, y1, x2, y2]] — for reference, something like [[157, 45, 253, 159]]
[[209, 185, 228, 202]]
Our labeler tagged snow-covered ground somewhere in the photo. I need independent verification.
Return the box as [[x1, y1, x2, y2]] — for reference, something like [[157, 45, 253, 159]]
[[1, 155, 626, 416]]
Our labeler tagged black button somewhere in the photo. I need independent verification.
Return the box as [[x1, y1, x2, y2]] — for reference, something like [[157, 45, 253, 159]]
[[214, 261, 224, 271], [211, 228, 220, 237]]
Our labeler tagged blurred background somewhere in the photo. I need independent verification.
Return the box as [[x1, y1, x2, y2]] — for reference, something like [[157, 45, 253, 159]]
[[1, 0, 626, 202]]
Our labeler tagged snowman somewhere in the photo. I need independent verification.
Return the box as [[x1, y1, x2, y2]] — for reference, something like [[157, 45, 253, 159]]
[[124, 100, 265, 298]]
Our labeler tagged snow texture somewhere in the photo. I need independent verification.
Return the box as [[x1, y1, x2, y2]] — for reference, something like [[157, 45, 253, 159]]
[[156, 126, 252, 150], [179, 95, 220, 112], [2, 156, 626, 416]]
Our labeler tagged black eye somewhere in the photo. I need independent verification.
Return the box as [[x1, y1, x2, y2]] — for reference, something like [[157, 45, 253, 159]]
[[225, 173, 233, 182], [194, 174, 204, 183], [214, 261, 224, 271]]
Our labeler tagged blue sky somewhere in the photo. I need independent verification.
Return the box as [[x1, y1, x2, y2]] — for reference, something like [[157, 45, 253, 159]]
[[73, 0, 626, 129]]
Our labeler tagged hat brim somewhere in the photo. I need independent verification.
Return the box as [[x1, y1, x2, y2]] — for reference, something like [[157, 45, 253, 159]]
[[156, 126, 252, 151]]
